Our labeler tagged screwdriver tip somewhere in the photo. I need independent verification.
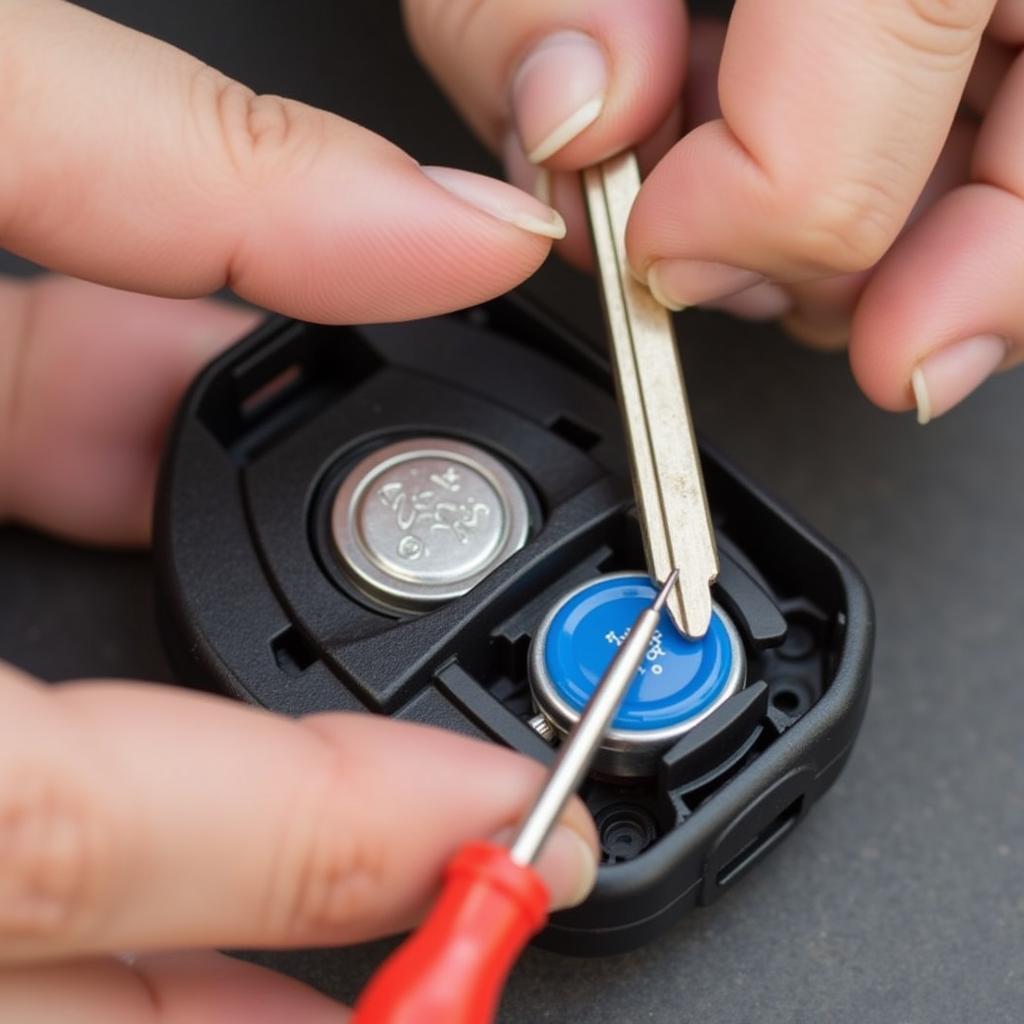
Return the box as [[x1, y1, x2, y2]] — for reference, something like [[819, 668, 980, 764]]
[[652, 569, 680, 612]]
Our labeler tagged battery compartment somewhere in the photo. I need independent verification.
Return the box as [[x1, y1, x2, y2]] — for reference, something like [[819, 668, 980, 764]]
[[436, 502, 831, 866]]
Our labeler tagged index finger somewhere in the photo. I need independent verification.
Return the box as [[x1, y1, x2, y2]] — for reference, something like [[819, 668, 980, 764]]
[[403, 0, 686, 169], [629, 0, 995, 307]]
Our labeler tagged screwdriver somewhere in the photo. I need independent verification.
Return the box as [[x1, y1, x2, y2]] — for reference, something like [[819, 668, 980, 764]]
[[583, 151, 718, 638], [352, 571, 679, 1024]]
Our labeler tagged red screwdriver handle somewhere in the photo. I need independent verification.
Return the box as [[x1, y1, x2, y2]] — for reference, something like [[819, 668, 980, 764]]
[[353, 841, 550, 1024]]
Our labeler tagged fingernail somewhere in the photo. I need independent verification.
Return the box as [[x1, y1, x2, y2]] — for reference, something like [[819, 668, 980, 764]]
[[421, 165, 566, 240], [501, 132, 551, 206], [910, 333, 1008, 425], [532, 167, 552, 206], [701, 282, 792, 321], [511, 31, 608, 164], [490, 823, 598, 910], [647, 259, 765, 312]]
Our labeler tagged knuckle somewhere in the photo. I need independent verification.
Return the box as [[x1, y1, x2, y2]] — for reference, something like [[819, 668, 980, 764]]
[[784, 181, 900, 274], [271, 750, 386, 941], [903, 0, 984, 32], [0, 762, 116, 946], [187, 65, 325, 188], [882, 0, 986, 62]]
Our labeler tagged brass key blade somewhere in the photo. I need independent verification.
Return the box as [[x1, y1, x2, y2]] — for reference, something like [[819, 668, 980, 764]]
[[583, 151, 717, 637]]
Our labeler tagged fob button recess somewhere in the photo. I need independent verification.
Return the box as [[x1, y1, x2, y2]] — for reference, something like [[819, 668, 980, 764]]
[[529, 573, 745, 776], [331, 437, 530, 612]]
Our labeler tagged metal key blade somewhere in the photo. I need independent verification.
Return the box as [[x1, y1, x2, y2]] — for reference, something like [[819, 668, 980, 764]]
[[583, 151, 717, 637]]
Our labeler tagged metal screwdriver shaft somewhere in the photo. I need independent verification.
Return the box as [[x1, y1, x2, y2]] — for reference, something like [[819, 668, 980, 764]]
[[509, 571, 679, 867], [583, 151, 717, 637]]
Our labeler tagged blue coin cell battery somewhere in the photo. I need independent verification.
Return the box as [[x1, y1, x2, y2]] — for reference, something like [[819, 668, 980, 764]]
[[529, 573, 747, 777]]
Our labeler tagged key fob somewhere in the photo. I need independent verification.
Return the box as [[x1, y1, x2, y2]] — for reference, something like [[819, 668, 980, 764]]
[[154, 293, 873, 955]]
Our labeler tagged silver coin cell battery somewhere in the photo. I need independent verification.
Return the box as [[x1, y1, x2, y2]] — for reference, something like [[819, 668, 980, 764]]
[[529, 572, 747, 777], [331, 437, 530, 613]]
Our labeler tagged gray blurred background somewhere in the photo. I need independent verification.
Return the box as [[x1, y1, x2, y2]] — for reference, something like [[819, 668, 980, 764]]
[[1, 3, 1021, 1021]]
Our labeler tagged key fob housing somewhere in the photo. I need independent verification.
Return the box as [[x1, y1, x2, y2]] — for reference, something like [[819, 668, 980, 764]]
[[155, 294, 873, 955]]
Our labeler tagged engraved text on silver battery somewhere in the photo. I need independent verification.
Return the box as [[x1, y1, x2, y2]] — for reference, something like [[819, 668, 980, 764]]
[[377, 466, 493, 560]]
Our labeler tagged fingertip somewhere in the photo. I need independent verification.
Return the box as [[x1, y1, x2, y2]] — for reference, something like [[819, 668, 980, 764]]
[[231, 140, 559, 323], [535, 821, 599, 911], [407, 0, 687, 170], [909, 366, 932, 424], [488, 803, 598, 914], [421, 165, 565, 240], [848, 291, 920, 414], [627, 118, 772, 278], [512, 31, 609, 165], [504, 132, 593, 270], [504, 1, 688, 171], [908, 334, 1010, 425], [850, 184, 1023, 415], [646, 258, 763, 310]]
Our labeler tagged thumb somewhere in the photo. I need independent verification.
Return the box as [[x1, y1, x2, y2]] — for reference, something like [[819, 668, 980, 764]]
[[0, 0, 563, 323], [0, 664, 598, 962]]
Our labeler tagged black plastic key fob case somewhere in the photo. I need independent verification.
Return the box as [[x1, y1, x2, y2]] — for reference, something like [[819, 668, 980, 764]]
[[155, 293, 874, 956]]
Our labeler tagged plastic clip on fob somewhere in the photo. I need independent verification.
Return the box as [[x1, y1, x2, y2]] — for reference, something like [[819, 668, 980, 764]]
[[352, 573, 679, 1024], [583, 152, 717, 638]]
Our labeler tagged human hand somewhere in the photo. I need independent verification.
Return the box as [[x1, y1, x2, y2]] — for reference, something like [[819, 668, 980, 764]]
[[0, 4, 597, 1018], [405, 0, 1024, 422], [0, 284, 596, 1022], [0, 0, 569, 545], [0, 659, 596, 1021]]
